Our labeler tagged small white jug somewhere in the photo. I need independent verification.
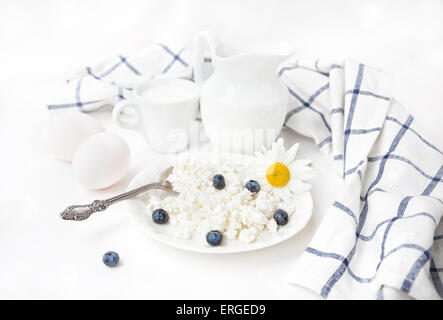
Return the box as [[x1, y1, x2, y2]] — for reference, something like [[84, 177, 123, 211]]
[[193, 31, 293, 154]]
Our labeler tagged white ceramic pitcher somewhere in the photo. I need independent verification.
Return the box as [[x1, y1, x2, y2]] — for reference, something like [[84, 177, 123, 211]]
[[193, 31, 293, 154]]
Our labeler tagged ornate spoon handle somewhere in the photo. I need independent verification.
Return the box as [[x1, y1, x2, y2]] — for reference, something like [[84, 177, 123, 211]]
[[60, 182, 172, 221]]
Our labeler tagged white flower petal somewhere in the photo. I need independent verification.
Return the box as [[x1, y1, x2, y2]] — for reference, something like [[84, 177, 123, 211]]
[[254, 151, 264, 158], [283, 143, 299, 165], [275, 138, 286, 161], [270, 143, 279, 162], [293, 159, 312, 167], [289, 164, 314, 180]]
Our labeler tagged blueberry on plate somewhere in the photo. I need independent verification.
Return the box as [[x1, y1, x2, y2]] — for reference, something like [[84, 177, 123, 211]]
[[274, 209, 289, 226], [245, 180, 260, 193], [206, 230, 223, 246], [103, 251, 119, 267], [213, 174, 225, 190], [152, 208, 169, 224]]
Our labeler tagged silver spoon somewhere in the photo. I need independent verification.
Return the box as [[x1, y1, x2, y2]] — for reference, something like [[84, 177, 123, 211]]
[[60, 166, 176, 221]]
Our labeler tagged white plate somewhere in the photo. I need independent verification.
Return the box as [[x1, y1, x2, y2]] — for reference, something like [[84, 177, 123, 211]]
[[126, 154, 313, 254]]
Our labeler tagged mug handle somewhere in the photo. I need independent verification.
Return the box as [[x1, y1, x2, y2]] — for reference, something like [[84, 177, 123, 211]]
[[112, 100, 144, 132], [192, 30, 218, 86]]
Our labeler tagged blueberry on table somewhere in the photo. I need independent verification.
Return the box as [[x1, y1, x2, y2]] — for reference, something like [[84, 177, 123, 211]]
[[103, 251, 119, 267], [206, 231, 223, 246], [245, 180, 260, 193], [212, 174, 225, 190], [152, 208, 169, 224], [274, 209, 289, 226]]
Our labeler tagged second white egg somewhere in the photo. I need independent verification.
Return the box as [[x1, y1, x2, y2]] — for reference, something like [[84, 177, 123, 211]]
[[72, 132, 131, 190]]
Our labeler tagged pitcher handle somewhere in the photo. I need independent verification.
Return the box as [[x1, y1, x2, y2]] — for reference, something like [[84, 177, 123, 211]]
[[193, 30, 218, 86]]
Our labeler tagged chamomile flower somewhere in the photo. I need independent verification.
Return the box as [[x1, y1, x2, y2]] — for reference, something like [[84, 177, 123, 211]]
[[254, 138, 313, 200]]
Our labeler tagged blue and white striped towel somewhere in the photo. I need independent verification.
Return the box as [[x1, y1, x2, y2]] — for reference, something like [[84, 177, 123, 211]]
[[48, 44, 443, 300], [279, 58, 443, 300], [47, 43, 193, 112]]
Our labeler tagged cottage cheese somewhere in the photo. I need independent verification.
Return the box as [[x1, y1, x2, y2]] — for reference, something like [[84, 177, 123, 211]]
[[144, 153, 298, 244]]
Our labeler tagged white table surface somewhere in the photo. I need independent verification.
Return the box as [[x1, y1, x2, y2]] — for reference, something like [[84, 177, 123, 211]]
[[0, 0, 442, 299]]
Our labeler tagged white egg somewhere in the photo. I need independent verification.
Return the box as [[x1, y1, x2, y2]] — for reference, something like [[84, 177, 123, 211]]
[[46, 111, 104, 161], [72, 132, 131, 190]]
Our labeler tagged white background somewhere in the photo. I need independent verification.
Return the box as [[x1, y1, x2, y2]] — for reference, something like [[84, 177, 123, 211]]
[[0, 0, 442, 299]]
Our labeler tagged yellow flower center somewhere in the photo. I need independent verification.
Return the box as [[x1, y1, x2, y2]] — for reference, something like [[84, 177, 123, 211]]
[[266, 162, 290, 187]]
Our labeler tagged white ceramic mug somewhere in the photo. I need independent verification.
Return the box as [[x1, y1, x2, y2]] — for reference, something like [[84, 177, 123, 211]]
[[112, 78, 200, 153]]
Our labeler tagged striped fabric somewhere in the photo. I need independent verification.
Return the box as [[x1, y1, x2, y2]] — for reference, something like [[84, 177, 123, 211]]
[[47, 44, 443, 299], [47, 43, 193, 112], [281, 58, 443, 300]]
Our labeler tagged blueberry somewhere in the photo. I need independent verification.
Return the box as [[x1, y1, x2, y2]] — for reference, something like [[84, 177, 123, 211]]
[[206, 230, 223, 246], [152, 208, 169, 224], [274, 209, 289, 226], [102, 251, 119, 267], [212, 174, 225, 190], [245, 180, 260, 193]]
